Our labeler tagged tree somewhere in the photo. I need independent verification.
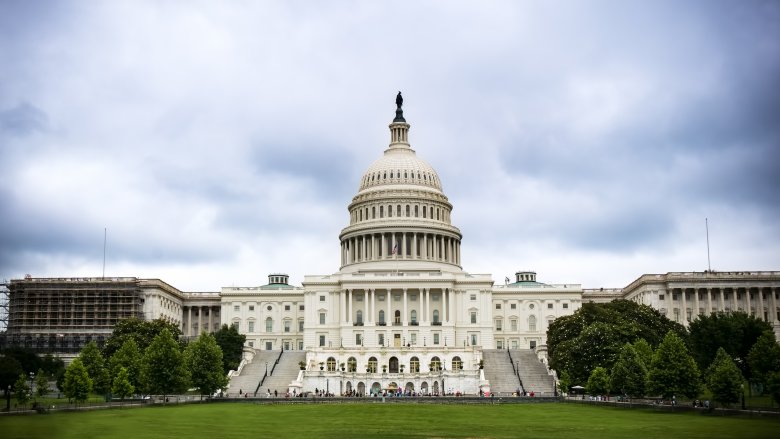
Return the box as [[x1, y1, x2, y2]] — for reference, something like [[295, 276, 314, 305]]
[[747, 331, 780, 391], [41, 355, 65, 393], [767, 371, 780, 406], [103, 318, 184, 359], [111, 367, 134, 401], [109, 339, 143, 394], [2, 348, 42, 375], [610, 343, 647, 397], [35, 368, 50, 398], [647, 331, 701, 399], [14, 373, 30, 407], [0, 356, 24, 396], [213, 324, 246, 374], [63, 358, 93, 404], [706, 347, 744, 407], [688, 311, 771, 381], [78, 341, 111, 395], [547, 300, 684, 386], [142, 328, 190, 400], [586, 367, 610, 396], [184, 332, 228, 398], [632, 339, 653, 369], [557, 370, 571, 395]]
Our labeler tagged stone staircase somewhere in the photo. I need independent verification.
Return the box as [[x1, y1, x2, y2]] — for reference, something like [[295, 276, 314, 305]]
[[257, 351, 305, 396], [227, 350, 278, 396], [482, 349, 522, 396], [510, 349, 555, 396]]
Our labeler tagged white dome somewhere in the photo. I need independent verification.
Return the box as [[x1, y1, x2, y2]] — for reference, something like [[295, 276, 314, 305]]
[[358, 147, 443, 193]]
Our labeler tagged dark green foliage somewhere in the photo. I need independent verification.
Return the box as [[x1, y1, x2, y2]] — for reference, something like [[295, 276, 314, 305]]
[[112, 366, 135, 400], [632, 339, 653, 369], [746, 331, 780, 391], [109, 339, 143, 394], [547, 300, 684, 385], [688, 311, 771, 380], [767, 371, 780, 406], [103, 318, 184, 359], [184, 332, 228, 398], [40, 354, 66, 378], [557, 370, 571, 394], [610, 343, 647, 397], [1, 348, 42, 374], [78, 341, 111, 394], [647, 331, 701, 399], [142, 328, 190, 398], [706, 347, 744, 407], [0, 355, 24, 394], [63, 358, 93, 403], [586, 367, 610, 395], [213, 324, 246, 374], [14, 373, 30, 406], [35, 368, 50, 398]]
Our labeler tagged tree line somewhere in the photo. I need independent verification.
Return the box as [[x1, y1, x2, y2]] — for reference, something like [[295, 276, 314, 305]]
[[549, 300, 780, 407], [1, 319, 245, 406]]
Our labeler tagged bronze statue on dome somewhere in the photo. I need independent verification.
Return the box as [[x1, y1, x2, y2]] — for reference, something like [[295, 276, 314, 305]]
[[396, 91, 403, 109]]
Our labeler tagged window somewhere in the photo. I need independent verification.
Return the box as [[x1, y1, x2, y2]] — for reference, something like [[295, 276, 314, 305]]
[[298, 320, 304, 332], [452, 356, 462, 370], [433, 310, 440, 323], [319, 335, 325, 347], [659, 294, 665, 301], [285, 305, 290, 311], [378, 334, 384, 346], [348, 357, 357, 372], [511, 303, 516, 309], [410, 333, 417, 344], [266, 341, 272, 350], [511, 319, 517, 331], [319, 312, 326, 324], [234, 305, 240, 312], [511, 340, 518, 349], [410, 310, 417, 323], [356, 333, 363, 345], [433, 333, 440, 345], [470, 334, 477, 346], [547, 303, 553, 309], [470, 294, 476, 301], [231, 321, 239, 329], [368, 357, 378, 373], [379, 310, 385, 324], [495, 303, 501, 310], [267, 305, 272, 311], [248, 321, 255, 332], [470, 311, 477, 324], [394, 310, 401, 324], [563, 303, 569, 309], [356, 310, 363, 324], [284, 320, 291, 333], [249, 305, 255, 311], [248, 341, 254, 348], [530, 340, 536, 349], [265, 317, 273, 333], [495, 319, 502, 331], [299, 305, 304, 311], [320, 296, 326, 302], [529, 315, 536, 332], [410, 356, 420, 373]]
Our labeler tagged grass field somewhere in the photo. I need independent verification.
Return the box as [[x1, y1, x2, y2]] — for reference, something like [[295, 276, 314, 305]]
[[1, 402, 778, 439]]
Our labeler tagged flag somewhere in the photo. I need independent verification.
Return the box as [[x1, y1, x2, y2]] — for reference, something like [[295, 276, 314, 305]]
[[392, 242, 399, 255]]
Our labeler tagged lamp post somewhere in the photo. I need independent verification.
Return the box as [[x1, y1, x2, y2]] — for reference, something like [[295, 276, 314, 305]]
[[28, 372, 35, 403]]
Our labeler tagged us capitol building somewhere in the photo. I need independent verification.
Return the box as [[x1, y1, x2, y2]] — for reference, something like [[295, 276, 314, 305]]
[[2, 96, 779, 396]]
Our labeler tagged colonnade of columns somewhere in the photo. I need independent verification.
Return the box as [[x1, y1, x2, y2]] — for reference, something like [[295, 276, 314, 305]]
[[340, 288, 453, 326], [183, 305, 220, 336], [662, 286, 779, 324], [341, 232, 461, 266]]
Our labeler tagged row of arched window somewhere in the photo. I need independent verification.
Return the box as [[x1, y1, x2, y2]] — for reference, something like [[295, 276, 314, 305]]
[[362, 169, 438, 188], [354, 309, 440, 324], [324, 355, 464, 373], [350, 202, 449, 224]]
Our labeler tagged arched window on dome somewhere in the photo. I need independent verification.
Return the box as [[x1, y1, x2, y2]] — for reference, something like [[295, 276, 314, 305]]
[[423, 173, 427, 181], [383, 172, 387, 180], [380, 206, 384, 218], [359, 210, 362, 221], [422, 206, 427, 218], [365, 208, 368, 220], [404, 171, 407, 179], [390, 171, 394, 178], [415, 205, 419, 217], [529, 315, 537, 332], [388, 205, 392, 217], [372, 206, 376, 219], [406, 205, 410, 217], [266, 317, 273, 333], [397, 205, 401, 217]]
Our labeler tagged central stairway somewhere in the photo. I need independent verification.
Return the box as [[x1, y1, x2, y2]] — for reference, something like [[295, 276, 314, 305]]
[[227, 350, 278, 396], [482, 349, 522, 396], [510, 349, 555, 396], [256, 351, 305, 396]]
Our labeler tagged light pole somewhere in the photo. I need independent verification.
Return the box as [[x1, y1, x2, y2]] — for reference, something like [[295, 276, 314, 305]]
[[28, 372, 35, 403], [265, 362, 268, 376]]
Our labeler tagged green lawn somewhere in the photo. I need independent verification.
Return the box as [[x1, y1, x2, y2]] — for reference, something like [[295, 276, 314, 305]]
[[1, 402, 777, 439]]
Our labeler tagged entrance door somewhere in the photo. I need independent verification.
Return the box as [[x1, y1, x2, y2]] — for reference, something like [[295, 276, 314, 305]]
[[389, 356, 399, 373], [394, 334, 401, 347]]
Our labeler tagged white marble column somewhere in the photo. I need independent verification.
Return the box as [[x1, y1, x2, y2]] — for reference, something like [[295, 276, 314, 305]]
[[758, 288, 765, 321], [403, 289, 408, 325], [693, 288, 700, 320], [387, 289, 392, 324], [770, 287, 778, 322], [208, 306, 213, 333], [681, 288, 688, 323], [746, 287, 753, 316], [706, 288, 713, 315], [198, 306, 203, 335], [187, 306, 192, 336], [732, 288, 739, 311]]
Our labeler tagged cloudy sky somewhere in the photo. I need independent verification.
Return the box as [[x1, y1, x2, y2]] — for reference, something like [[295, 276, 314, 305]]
[[1, 1, 778, 293]]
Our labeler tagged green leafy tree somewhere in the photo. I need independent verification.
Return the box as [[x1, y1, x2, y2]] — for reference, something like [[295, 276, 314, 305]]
[[586, 367, 610, 395], [78, 341, 111, 395], [63, 358, 93, 403], [111, 366, 135, 401], [557, 370, 571, 395], [184, 332, 228, 398], [213, 324, 246, 374], [547, 300, 684, 385], [35, 368, 50, 398], [2, 348, 42, 374], [688, 311, 771, 381], [14, 373, 30, 406], [767, 371, 780, 406], [747, 331, 780, 391], [632, 339, 653, 369], [109, 339, 143, 394], [610, 343, 647, 397], [40, 355, 65, 379], [706, 347, 744, 407], [103, 318, 184, 359], [0, 356, 24, 396], [142, 328, 190, 400], [647, 331, 701, 399]]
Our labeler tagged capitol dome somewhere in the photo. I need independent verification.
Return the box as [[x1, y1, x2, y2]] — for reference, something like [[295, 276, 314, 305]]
[[338, 93, 462, 273]]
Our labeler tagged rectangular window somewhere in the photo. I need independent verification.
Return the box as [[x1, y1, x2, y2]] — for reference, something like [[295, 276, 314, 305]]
[[248, 321, 255, 332], [495, 319, 502, 331], [563, 303, 569, 309], [319, 296, 326, 302], [378, 334, 384, 346], [249, 305, 255, 311], [547, 303, 553, 309], [319, 313, 326, 324], [234, 305, 240, 312], [299, 305, 304, 311], [497, 340, 503, 349], [266, 341, 272, 350], [298, 320, 304, 332], [410, 333, 417, 344], [470, 294, 476, 301], [284, 321, 291, 333], [319, 335, 325, 347], [356, 334, 363, 345], [511, 319, 517, 331], [248, 341, 254, 348], [433, 333, 440, 345], [285, 305, 291, 311], [470, 334, 477, 346], [495, 303, 501, 310], [470, 311, 477, 324], [511, 303, 516, 309], [511, 340, 518, 349], [659, 294, 665, 301]]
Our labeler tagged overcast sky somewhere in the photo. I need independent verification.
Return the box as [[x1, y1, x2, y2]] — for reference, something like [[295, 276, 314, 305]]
[[1, 0, 778, 292]]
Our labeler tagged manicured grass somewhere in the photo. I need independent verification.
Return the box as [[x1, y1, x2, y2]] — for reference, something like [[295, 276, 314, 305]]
[[1, 402, 778, 439]]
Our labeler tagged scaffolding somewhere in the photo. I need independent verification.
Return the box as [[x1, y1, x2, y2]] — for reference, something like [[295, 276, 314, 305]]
[[0, 279, 8, 332]]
